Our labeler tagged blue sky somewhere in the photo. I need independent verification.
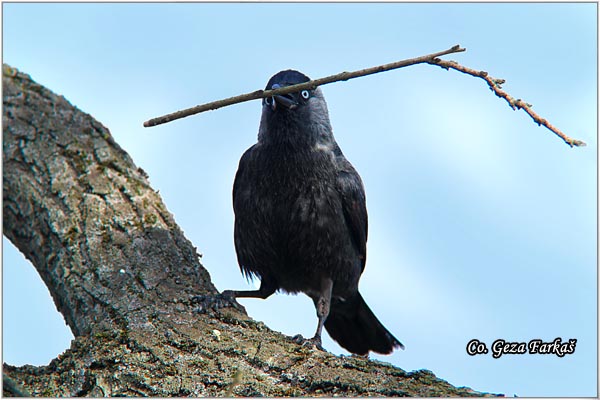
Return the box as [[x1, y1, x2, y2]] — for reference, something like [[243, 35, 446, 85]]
[[2, 3, 597, 397]]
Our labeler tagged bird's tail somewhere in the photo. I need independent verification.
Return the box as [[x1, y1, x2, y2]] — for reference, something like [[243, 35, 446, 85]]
[[324, 292, 404, 355]]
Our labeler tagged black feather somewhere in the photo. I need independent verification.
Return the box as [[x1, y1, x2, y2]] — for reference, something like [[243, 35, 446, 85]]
[[231, 69, 403, 355]]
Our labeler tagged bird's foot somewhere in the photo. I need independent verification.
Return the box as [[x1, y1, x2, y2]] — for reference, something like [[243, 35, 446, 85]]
[[290, 334, 326, 352], [190, 291, 246, 314]]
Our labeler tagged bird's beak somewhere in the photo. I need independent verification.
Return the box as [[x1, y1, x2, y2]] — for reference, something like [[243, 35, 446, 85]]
[[268, 84, 298, 111], [273, 94, 298, 110]]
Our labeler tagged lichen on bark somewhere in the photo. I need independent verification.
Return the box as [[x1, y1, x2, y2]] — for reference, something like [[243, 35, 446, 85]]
[[2, 64, 500, 397]]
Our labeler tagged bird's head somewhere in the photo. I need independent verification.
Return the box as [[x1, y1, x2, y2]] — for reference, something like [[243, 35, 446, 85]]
[[263, 70, 313, 112], [259, 69, 333, 145]]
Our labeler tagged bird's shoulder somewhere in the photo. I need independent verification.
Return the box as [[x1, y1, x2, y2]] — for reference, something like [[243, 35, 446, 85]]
[[332, 146, 365, 199], [238, 142, 261, 164], [233, 143, 261, 197]]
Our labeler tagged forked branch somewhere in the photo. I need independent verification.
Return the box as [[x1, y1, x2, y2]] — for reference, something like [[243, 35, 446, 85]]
[[428, 58, 586, 148], [143, 44, 585, 148]]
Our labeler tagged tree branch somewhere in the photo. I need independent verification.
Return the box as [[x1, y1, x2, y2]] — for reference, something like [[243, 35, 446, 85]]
[[2, 63, 217, 337], [428, 58, 586, 148], [143, 45, 466, 127], [3, 64, 499, 397]]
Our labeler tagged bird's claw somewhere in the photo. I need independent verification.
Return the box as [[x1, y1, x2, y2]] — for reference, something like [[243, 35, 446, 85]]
[[190, 292, 246, 314], [290, 334, 325, 351], [291, 334, 305, 344]]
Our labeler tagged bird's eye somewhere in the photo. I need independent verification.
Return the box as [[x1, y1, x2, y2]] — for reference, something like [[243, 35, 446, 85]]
[[301, 90, 310, 100]]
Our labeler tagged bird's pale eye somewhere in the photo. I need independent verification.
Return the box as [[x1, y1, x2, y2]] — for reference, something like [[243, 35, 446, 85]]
[[301, 90, 310, 100]]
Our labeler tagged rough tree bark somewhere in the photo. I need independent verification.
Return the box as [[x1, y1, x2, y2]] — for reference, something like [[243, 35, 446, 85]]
[[2, 64, 499, 397]]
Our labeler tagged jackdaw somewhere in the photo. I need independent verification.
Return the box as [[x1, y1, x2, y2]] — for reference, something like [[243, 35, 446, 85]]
[[223, 70, 404, 355]]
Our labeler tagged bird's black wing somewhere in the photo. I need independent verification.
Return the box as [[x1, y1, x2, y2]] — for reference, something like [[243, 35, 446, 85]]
[[232, 144, 256, 212], [232, 144, 261, 279], [334, 148, 368, 272]]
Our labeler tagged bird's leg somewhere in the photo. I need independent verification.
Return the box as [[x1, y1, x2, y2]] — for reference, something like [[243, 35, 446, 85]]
[[192, 278, 276, 314], [293, 278, 333, 351], [222, 278, 277, 300], [311, 276, 333, 347]]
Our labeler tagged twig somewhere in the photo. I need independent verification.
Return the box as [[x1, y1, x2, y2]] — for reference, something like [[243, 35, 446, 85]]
[[143, 45, 585, 148], [143, 45, 466, 127], [428, 58, 586, 148]]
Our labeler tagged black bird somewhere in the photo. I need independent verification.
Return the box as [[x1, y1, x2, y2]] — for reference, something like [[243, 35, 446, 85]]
[[223, 70, 404, 355]]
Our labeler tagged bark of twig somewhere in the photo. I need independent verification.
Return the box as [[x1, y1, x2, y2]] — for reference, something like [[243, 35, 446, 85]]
[[143, 45, 585, 148], [3, 64, 499, 397], [143, 45, 466, 127], [428, 58, 586, 148]]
